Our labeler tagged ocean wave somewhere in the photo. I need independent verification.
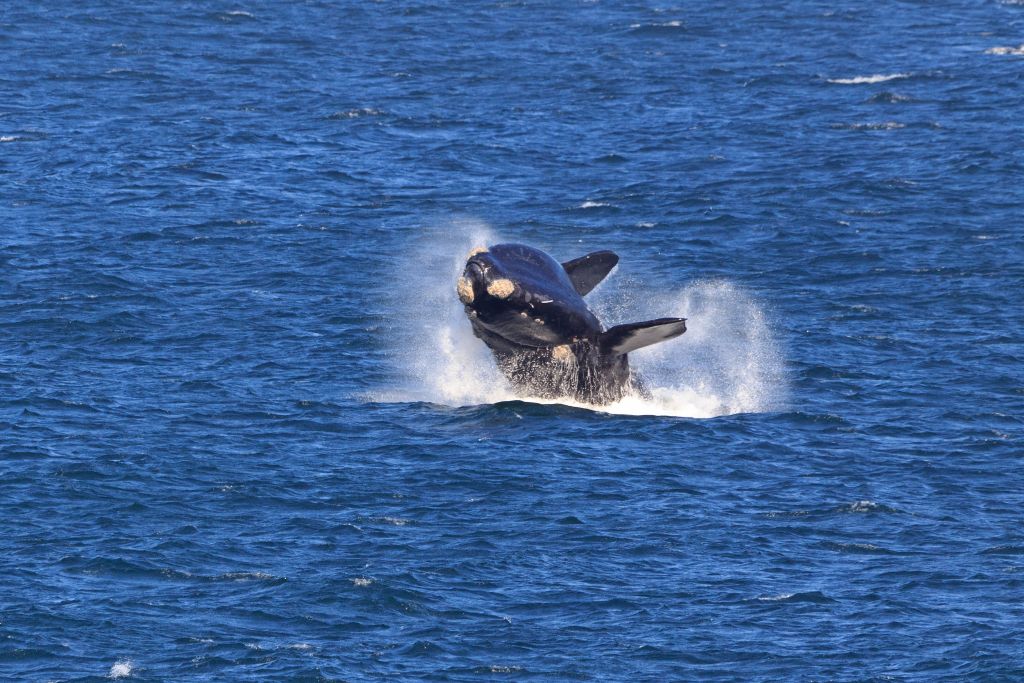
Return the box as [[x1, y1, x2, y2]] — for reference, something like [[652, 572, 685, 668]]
[[828, 73, 911, 85], [756, 591, 834, 603], [985, 45, 1024, 56], [830, 121, 906, 131]]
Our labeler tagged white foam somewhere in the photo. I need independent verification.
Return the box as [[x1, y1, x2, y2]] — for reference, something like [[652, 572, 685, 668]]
[[218, 571, 276, 581], [832, 121, 906, 130], [337, 107, 384, 118], [378, 220, 786, 418], [108, 660, 133, 679], [986, 45, 1024, 56], [629, 20, 683, 28], [579, 200, 611, 208], [827, 73, 910, 85]]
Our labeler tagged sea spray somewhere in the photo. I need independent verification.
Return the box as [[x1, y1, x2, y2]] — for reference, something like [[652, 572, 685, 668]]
[[385, 218, 517, 405], [592, 280, 787, 417], [384, 220, 786, 417]]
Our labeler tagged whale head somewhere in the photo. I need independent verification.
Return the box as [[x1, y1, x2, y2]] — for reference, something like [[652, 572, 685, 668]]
[[457, 244, 601, 347]]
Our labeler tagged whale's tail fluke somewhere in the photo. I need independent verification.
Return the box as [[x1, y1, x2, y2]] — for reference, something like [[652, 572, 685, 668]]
[[562, 250, 619, 296], [599, 318, 687, 356]]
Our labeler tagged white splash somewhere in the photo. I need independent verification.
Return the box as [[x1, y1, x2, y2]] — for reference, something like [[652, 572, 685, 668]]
[[827, 73, 910, 85], [590, 279, 786, 417], [384, 218, 518, 406], [380, 219, 786, 418], [108, 660, 133, 679]]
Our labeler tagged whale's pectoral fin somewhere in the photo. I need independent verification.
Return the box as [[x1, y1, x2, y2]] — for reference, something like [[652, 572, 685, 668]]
[[561, 251, 619, 296], [598, 317, 687, 356]]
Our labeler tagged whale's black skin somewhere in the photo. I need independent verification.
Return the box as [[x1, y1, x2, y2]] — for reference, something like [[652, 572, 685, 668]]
[[457, 243, 686, 405]]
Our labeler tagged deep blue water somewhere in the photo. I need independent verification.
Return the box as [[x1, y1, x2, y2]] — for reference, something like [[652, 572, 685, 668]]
[[3, 1, 1024, 680]]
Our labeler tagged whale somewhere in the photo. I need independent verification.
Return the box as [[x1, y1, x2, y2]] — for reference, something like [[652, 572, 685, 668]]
[[456, 243, 686, 405]]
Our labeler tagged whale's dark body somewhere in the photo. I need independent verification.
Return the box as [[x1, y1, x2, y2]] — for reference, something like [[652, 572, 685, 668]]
[[457, 243, 686, 405]]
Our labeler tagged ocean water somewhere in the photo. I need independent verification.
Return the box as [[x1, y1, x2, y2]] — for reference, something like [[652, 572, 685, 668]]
[[2, 1, 1023, 680]]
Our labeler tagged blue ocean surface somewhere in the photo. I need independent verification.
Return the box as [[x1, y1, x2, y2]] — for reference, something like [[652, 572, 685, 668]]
[[2, 1, 1023, 680]]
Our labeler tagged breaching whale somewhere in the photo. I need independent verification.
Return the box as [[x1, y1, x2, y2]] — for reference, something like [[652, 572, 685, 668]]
[[456, 243, 686, 405]]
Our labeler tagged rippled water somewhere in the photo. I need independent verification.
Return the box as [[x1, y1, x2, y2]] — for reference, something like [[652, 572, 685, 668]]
[[3, 1, 1023, 680]]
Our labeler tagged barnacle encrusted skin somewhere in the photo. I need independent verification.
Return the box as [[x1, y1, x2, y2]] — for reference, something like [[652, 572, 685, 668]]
[[467, 246, 488, 258], [457, 277, 474, 304], [487, 279, 515, 299], [551, 344, 574, 362]]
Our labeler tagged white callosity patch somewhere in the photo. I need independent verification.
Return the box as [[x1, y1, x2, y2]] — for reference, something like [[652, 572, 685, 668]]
[[456, 276, 474, 304], [380, 219, 786, 417], [551, 344, 574, 362], [486, 278, 515, 299]]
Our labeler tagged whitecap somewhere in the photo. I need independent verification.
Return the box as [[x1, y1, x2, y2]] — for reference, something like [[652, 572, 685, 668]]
[[630, 20, 683, 28], [379, 516, 409, 526], [332, 107, 385, 119], [579, 200, 611, 208], [352, 577, 373, 586], [986, 45, 1024, 56], [757, 593, 794, 601], [827, 73, 910, 85], [831, 121, 905, 130], [108, 660, 133, 679], [217, 571, 278, 581]]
